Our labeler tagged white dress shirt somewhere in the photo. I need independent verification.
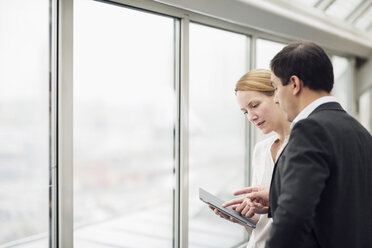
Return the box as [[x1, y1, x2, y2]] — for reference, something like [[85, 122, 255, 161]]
[[247, 134, 289, 248], [290, 96, 338, 129]]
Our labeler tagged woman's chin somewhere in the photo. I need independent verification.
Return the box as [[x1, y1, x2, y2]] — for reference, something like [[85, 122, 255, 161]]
[[261, 128, 272, 135]]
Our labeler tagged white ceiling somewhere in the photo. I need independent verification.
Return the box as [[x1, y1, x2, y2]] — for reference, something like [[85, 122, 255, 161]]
[[263, 0, 372, 35], [155, 0, 372, 57]]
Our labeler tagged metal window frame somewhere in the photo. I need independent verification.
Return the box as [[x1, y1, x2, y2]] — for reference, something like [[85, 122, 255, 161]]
[[350, 58, 357, 116], [346, 0, 372, 24], [357, 87, 372, 132], [249, 35, 258, 181], [329, 52, 356, 115], [315, 0, 336, 10], [243, 35, 254, 245], [50, 0, 58, 247], [51, 0, 74, 247], [175, 15, 190, 248]]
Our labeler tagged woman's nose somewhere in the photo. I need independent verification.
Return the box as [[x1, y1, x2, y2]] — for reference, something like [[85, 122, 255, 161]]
[[247, 111, 258, 122]]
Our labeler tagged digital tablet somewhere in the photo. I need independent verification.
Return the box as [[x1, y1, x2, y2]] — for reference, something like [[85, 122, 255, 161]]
[[199, 188, 256, 228]]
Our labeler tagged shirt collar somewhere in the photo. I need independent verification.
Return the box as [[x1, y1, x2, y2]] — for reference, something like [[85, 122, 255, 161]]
[[290, 96, 338, 129]]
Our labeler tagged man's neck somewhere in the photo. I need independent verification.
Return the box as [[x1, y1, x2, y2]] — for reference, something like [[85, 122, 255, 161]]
[[296, 89, 331, 116]]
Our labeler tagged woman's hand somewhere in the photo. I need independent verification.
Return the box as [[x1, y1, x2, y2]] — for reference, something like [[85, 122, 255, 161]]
[[208, 205, 250, 227]]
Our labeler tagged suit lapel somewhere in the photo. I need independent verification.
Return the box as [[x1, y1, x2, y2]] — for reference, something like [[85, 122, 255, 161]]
[[268, 141, 289, 217]]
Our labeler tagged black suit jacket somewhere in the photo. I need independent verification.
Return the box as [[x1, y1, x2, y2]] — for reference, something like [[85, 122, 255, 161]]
[[266, 102, 372, 248]]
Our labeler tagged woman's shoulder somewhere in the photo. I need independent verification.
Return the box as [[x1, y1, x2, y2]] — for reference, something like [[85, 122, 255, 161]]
[[254, 134, 277, 151]]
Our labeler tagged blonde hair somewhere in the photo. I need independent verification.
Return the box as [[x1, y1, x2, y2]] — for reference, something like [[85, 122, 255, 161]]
[[235, 69, 274, 96]]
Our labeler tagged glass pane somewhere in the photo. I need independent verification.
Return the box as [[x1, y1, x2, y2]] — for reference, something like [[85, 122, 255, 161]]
[[255, 39, 286, 142], [256, 39, 286, 70], [281, 0, 318, 7], [74, 1, 175, 247], [354, 5, 372, 30], [189, 23, 248, 248], [332, 56, 352, 113], [0, 0, 49, 247], [359, 89, 371, 133], [325, 0, 364, 19]]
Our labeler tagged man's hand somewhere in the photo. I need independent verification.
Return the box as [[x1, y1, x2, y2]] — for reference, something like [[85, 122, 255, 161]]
[[235, 186, 270, 205], [223, 186, 270, 217]]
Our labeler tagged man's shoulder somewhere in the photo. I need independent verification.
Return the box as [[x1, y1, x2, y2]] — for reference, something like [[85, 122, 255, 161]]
[[293, 105, 348, 130], [308, 102, 348, 123], [307, 105, 364, 132], [291, 107, 372, 145]]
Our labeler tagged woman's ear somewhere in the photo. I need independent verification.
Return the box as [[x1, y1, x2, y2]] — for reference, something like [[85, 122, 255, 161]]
[[289, 75, 302, 96]]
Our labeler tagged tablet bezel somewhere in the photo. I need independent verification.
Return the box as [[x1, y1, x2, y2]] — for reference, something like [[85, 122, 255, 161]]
[[199, 188, 256, 229]]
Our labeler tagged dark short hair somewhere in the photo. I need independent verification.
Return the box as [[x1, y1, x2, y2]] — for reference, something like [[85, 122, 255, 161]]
[[270, 42, 334, 92]]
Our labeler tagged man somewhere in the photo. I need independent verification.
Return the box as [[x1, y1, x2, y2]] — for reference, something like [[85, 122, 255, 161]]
[[230, 42, 372, 248]]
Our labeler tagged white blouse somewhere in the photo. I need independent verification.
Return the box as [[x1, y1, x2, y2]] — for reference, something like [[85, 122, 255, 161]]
[[246, 134, 289, 248]]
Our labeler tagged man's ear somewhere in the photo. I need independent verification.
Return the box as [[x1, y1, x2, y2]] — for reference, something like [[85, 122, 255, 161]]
[[289, 75, 302, 96]]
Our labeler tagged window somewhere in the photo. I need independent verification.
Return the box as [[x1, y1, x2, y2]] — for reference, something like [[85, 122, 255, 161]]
[[332, 56, 353, 113], [354, 6, 372, 30], [281, 0, 319, 7], [0, 0, 49, 247], [255, 38, 286, 143], [325, 0, 364, 20], [189, 23, 249, 247], [359, 89, 372, 133], [74, 0, 175, 247], [256, 38, 285, 70]]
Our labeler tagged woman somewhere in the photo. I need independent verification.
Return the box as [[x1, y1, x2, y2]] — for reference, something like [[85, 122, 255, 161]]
[[210, 69, 290, 248]]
